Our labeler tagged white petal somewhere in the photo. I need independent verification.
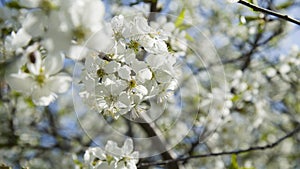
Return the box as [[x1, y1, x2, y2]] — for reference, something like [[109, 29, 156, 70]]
[[44, 53, 64, 75], [104, 61, 121, 74], [130, 151, 139, 159], [155, 70, 172, 83], [126, 162, 138, 169], [118, 92, 131, 109], [91, 147, 106, 159], [6, 73, 34, 93], [22, 11, 46, 37], [118, 65, 131, 80], [122, 138, 133, 154], [131, 59, 147, 73], [84, 147, 106, 167], [105, 140, 122, 156], [109, 80, 127, 96], [68, 45, 89, 60], [137, 68, 152, 83], [152, 39, 168, 53], [163, 22, 175, 32], [11, 28, 31, 49], [46, 73, 72, 93], [134, 16, 151, 33], [111, 15, 124, 32], [83, 150, 92, 163], [124, 53, 136, 64], [145, 54, 164, 68], [134, 85, 148, 95], [32, 87, 57, 106], [86, 25, 114, 51]]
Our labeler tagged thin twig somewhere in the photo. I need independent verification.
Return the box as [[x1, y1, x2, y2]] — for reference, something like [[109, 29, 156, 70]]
[[138, 124, 300, 167], [237, 0, 300, 26], [241, 21, 266, 71]]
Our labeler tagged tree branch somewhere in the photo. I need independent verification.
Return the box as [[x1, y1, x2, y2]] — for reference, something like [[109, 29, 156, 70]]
[[240, 20, 266, 71], [144, 0, 158, 21], [237, 0, 300, 26], [138, 124, 300, 167], [137, 113, 180, 169]]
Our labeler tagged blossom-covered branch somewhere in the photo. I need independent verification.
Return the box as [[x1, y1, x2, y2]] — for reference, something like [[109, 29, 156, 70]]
[[237, 0, 300, 26], [138, 124, 300, 168]]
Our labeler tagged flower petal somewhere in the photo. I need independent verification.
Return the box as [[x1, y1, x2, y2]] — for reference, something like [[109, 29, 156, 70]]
[[32, 87, 57, 106], [104, 61, 121, 74], [122, 138, 133, 155], [46, 73, 72, 93], [44, 53, 64, 75], [105, 140, 122, 156], [6, 73, 34, 93], [137, 68, 152, 83]]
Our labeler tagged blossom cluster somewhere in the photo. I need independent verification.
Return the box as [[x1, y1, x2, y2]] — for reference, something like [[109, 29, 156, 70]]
[[80, 15, 185, 119], [84, 138, 139, 169], [3, 0, 105, 106]]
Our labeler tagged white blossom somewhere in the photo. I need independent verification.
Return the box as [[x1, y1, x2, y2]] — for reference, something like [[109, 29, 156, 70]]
[[84, 138, 139, 169], [6, 46, 72, 106], [80, 15, 180, 118]]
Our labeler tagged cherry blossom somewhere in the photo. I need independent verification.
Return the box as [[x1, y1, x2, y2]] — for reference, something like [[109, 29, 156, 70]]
[[6, 44, 71, 106], [84, 138, 139, 169]]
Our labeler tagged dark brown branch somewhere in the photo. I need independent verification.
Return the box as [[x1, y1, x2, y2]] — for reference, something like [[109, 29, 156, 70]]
[[144, 0, 158, 21], [138, 124, 300, 167], [137, 113, 179, 169], [237, 0, 300, 26], [125, 117, 134, 137], [241, 22, 264, 71]]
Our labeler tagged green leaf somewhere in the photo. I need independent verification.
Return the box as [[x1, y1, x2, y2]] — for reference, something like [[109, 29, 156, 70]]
[[246, 0, 258, 5], [6, 1, 23, 9], [175, 8, 186, 27], [185, 33, 194, 42], [276, 1, 294, 9], [73, 159, 83, 168], [228, 155, 256, 169], [228, 154, 239, 169], [231, 95, 240, 102], [177, 24, 192, 31], [24, 97, 35, 108]]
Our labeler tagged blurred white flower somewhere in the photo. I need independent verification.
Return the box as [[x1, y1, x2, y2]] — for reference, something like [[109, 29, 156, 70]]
[[9, 28, 32, 50], [279, 64, 291, 74], [6, 47, 71, 106], [21, 0, 105, 56], [265, 67, 277, 78]]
